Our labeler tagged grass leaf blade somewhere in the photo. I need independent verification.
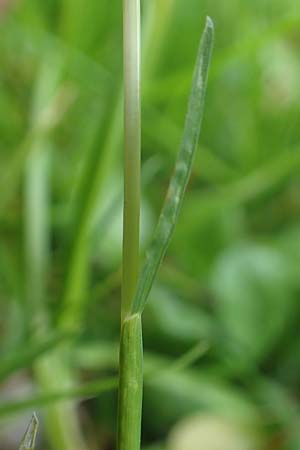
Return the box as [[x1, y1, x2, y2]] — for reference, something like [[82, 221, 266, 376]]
[[0, 332, 73, 383], [0, 378, 118, 419], [18, 413, 39, 450], [131, 17, 214, 315]]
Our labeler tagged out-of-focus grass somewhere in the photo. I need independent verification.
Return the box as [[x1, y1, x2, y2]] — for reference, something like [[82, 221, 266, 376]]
[[0, 0, 300, 449]]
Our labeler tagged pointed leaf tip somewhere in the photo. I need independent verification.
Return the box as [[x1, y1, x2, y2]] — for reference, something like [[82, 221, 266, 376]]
[[18, 413, 39, 450], [130, 18, 214, 315], [206, 16, 214, 29]]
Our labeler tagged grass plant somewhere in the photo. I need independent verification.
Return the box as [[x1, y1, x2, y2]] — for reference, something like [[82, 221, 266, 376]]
[[117, 1, 214, 447], [1, 1, 300, 449]]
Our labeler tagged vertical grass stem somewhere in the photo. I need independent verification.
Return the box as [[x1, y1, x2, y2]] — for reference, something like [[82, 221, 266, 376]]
[[118, 1, 142, 449], [122, 0, 141, 320]]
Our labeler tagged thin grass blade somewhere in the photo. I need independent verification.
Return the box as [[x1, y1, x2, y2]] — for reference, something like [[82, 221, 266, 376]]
[[18, 413, 39, 450], [0, 377, 118, 419], [131, 17, 214, 315], [0, 332, 73, 383]]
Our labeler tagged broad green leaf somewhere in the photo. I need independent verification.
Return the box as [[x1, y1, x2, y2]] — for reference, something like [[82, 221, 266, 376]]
[[211, 244, 295, 372], [131, 17, 214, 315], [144, 355, 259, 430], [144, 286, 213, 346]]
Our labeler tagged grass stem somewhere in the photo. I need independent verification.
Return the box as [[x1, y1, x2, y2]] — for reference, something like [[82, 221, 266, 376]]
[[122, 0, 141, 320], [118, 1, 142, 449]]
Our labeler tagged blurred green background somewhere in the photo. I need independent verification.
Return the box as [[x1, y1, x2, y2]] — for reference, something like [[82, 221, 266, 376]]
[[1, 0, 300, 449]]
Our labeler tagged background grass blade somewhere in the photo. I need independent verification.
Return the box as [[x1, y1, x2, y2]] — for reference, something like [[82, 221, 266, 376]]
[[0, 378, 118, 419], [131, 17, 214, 315], [23, 50, 87, 450], [0, 332, 72, 383]]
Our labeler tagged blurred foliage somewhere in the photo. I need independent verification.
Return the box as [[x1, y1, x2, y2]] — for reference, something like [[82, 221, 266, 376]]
[[0, 0, 300, 449]]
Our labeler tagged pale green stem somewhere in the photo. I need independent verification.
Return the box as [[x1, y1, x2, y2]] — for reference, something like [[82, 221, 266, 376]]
[[59, 0, 176, 332], [118, 1, 142, 449], [122, 0, 141, 320]]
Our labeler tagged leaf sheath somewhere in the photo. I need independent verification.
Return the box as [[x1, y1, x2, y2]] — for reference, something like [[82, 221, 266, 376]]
[[117, 314, 143, 450]]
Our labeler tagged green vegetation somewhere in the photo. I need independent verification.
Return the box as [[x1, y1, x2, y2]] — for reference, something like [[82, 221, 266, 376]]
[[1, 0, 300, 449], [18, 414, 38, 450], [119, 3, 212, 448]]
